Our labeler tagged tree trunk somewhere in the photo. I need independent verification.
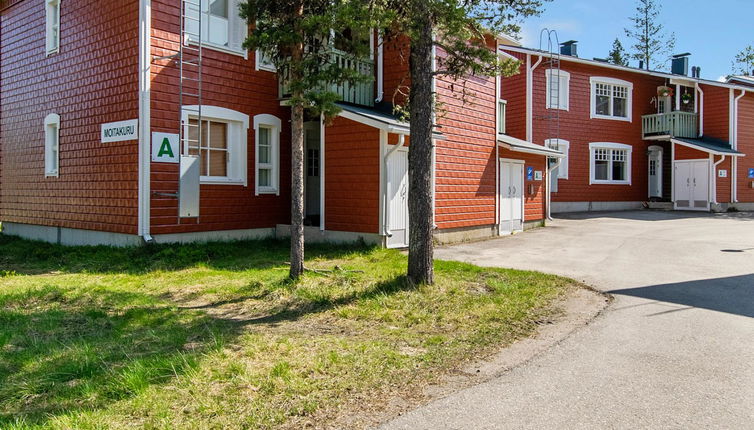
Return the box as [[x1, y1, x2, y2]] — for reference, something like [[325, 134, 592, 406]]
[[289, 3, 305, 280], [407, 8, 434, 285]]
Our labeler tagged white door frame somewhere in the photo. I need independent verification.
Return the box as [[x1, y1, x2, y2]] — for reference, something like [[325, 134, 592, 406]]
[[499, 158, 525, 235], [648, 145, 663, 198], [673, 159, 710, 211]]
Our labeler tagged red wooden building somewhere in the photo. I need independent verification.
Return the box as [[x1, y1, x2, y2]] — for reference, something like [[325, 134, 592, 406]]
[[0, 0, 560, 246], [501, 42, 754, 214]]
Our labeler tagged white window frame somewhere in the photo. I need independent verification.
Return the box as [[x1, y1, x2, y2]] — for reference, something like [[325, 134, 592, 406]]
[[590, 77, 633, 122], [44, 113, 60, 177], [497, 99, 507, 136], [589, 142, 632, 185], [45, 0, 61, 55], [185, 0, 248, 58], [545, 69, 569, 110], [253, 114, 281, 195], [181, 105, 249, 185], [545, 138, 569, 179]]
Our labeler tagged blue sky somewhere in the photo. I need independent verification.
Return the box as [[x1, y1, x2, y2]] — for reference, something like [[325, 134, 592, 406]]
[[518, 0, 753, 81]]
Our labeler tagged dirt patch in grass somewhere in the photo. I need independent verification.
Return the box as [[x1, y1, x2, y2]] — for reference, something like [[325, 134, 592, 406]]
[[0, 235, 583, 429]]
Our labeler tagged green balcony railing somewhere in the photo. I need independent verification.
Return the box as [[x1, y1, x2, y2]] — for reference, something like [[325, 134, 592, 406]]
[[642, 111, 698, 139], [279, 49, 375, 107]]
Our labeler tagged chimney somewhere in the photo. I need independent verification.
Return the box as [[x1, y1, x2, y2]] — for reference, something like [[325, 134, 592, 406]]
[[690, 66, 702, 78], [671, 53, 691, 76], [560, 40, 578, 57]]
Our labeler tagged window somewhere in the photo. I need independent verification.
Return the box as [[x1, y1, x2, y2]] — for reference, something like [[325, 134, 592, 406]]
[[182, 105, 249, 185], [185, 0, 248, 57], [256, 50, 276, 72], [45, 0, 60, 55], [545, 139, 569, 179], [307, 148, 319, 177], [44, 113, 60, 177], [590, 77, 632, 121], [589, 142, 632, 185], [497, 99, 507, 135], [545, 69, 569, 110], [253, 114, 281, 195]]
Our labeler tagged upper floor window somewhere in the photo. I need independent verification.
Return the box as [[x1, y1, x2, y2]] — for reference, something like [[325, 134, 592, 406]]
[[45, 0, 61, 55], [44, 113, 60, 177], [589, 142, 632, 185], [182, 105, 249, 185], [545, 69, 569, 110], [186, 0, 248, 57], [253, 114, 281, 195], [590, 77, 633, 122], [545, 139, 569, 180], [497, 99, 507, 135]]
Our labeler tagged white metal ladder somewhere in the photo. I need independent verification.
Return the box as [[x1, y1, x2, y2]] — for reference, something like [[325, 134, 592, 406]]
[[179, 0, 204, 156]]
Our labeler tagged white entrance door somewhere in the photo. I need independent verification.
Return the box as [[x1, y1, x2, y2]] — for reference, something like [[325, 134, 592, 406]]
[[386, 148, 409, 248], [500, 160, 524, 235], [648, 147, 663, 198], [674, 160, 709, 211]]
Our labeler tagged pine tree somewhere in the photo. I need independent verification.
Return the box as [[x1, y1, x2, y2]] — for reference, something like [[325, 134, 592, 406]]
[[240, 0, 378, 280], [607, 38, 629, 67], [624, 0, 676, 70], [375, 0, 546, 285]]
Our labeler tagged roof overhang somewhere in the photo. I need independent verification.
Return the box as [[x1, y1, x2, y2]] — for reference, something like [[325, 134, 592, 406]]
[[671, 137, 745, 157], [336, 103, 445, 140], [498, 134, 564, 158]]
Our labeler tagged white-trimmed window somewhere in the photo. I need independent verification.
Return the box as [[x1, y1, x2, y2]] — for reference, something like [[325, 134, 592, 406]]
[[44, 113, 60, 177], [497, 99, 507, 135], [256, 50, 276, 72], [253, 114, 281, 195], [182, 105, 249, 185], [545, 139, 569, 179], [545, 69, 569, 110], [589, 142, 632, 185], [185, 0, 248, 57], [45, 0, 61, 55], [590, 77, 632, 121]]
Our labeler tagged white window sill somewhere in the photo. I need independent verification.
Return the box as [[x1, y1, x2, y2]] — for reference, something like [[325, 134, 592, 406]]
[[257, 64, 276, 73], [256, 188, 279, 195], [46, 49, 59, 57], [187, 38, 247, 59], [200, 177, 246, 186], [590, 114, 631, 122], [546, 106, 568, 111], [590, 179, 631, 185], [45, 172, 59, 178]]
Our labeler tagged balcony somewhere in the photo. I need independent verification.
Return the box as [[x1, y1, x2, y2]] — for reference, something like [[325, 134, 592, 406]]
[[642, 111, 698, 140], [279, 49, 375, 107]]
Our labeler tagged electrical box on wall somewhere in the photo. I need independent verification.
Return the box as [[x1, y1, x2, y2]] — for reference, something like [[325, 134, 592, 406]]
[[718, 169, 728, 178]]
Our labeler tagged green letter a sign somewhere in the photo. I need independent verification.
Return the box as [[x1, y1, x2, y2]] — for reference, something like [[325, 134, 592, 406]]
[[158, 138, 174, 158]]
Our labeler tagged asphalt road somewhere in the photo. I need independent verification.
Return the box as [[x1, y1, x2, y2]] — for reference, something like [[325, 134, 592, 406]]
[[380, 210, 754, 430]]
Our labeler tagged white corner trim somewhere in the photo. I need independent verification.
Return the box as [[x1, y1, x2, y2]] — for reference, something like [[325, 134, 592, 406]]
[[138, 0, 152, 241]]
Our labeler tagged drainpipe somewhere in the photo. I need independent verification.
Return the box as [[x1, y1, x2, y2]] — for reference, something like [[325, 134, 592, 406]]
[[375, 31, 384, 103], [696, 83, 704, 136], [382, 134, 406, 237], [138, 0, 154, 244], [732, 90, 745, 202], [546, 158, 561, 221], [712, 155, 726, 204], [526, 54, 543, 142]]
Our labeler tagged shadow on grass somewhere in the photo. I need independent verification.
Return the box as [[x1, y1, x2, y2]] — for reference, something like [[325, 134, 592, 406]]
[[0, 235, 374, 276], [0, 274, 414, 427]]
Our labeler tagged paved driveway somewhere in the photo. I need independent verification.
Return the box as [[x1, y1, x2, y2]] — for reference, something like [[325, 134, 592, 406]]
[[381, 211, 754, 429]]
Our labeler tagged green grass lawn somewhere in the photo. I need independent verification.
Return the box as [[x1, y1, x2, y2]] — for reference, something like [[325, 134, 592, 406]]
[[0, 235, 574, 429]]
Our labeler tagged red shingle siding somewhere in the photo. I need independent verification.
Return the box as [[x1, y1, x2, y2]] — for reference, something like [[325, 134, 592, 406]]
[[674, 144, 708, 160], [714, 156, 732, 203], [324, 117, 380, 233], [701, 84, 729, 141], [0, 0, 140, 234], [523, 59, 665, 203], [434, 46, 499, 230], [382, 34, 410, 107], [736, 93, 754, 202], [149, 0, 291, 235], [503, 52, 527, 141]]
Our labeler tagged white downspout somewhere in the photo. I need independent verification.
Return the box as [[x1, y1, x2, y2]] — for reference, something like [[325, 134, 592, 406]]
[[495, 73, 501, 233], [526, 54, 542, 142], [712, 155, 726, 204], [375, 31, 384, 103], [696, 83, 704, 136], [319, 114, 326, 231], [138, 0, 153, 243], [382, 134, 406, 237], [546, 158, 561, 221], [732, 90, 745, 202], [431, 36, 437, 230]]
